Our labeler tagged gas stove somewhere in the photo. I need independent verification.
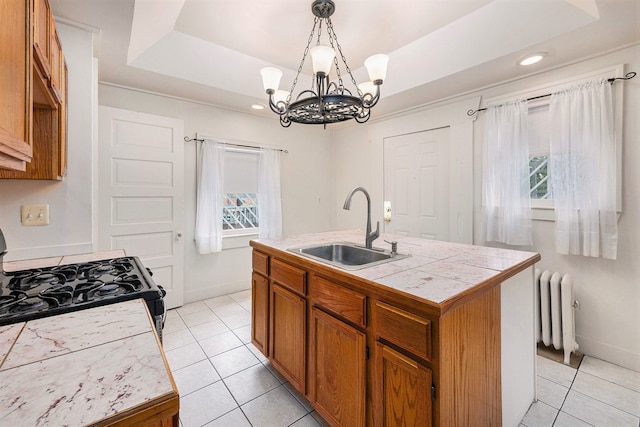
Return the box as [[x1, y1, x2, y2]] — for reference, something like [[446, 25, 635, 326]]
[[0, 230, 166, 341]]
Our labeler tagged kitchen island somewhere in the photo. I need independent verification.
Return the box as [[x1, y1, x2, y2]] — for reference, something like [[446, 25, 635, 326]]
[[250, 230, 540, 427], [0, 299, 179, 426]]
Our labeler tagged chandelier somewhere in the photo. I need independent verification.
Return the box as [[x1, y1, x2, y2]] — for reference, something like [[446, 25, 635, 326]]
[[260, 0, 389, 128]]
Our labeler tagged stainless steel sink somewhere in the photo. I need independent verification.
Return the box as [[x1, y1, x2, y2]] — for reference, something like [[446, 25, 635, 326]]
[[288, 242, 408, 270]]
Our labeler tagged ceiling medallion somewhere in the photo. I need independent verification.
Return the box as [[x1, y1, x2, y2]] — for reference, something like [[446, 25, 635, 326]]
[[260, 0, 389, 128]]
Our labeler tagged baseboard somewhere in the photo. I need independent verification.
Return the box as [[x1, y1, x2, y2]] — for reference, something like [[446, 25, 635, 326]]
[[576, 334, 640, 372]]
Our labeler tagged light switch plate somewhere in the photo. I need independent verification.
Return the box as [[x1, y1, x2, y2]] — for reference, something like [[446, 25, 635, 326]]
[[21, 204, 50, 226]]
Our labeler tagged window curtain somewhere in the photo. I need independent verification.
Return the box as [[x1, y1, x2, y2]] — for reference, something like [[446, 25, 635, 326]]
[[194, 140, 225, 254], [482, 100, 533, 246], [258, 149, 283, 239], [549, 79, 617, 259]]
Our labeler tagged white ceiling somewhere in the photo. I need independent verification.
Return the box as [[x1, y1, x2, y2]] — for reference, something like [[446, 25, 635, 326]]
[[51, 0, 639, 121]]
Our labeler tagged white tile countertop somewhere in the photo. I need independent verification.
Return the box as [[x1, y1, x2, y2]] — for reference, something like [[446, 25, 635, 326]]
[[0, 299, 179, 426], [252, 229, 540, 310]]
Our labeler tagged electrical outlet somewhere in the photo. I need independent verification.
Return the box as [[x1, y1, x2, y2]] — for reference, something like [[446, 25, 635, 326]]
[[21, 204, 50, 226]]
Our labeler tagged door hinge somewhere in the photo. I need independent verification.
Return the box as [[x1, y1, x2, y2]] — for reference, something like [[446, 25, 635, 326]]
[[366, 346, 370, 360], [431, 384, 436, 401]]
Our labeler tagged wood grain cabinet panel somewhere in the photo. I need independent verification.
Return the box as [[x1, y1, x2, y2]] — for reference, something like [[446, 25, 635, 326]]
[[373, 301, 432, 361], [269, 283, 306, 393], [310, 275, 366, 328], [271, 258, 306, 295], [0, 0, 33, 170], [253, 251, 269, 277], [374, 343, 432, 427], [33, 0, 52, 78], [251, 272, 269, 356], [310, 308, 366, 427]]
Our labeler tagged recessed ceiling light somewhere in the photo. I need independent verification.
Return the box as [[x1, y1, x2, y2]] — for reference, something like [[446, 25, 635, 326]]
[[251, 103, 265, 110], [519, 53, 546, 66]]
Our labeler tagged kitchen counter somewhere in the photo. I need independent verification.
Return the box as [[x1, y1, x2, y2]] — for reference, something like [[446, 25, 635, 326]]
[[2, 249, 127, 272], [0, 299, 179, 426], [251, 229, 541, 426], [252, 229, 540, 312]]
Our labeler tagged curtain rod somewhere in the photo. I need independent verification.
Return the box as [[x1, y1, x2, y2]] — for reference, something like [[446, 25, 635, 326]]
[[466, 71, 636, 116], [184, 133, 288, 153]]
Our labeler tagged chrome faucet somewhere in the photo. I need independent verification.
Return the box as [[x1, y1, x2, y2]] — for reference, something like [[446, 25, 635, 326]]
[[343, 187, 380, 249]]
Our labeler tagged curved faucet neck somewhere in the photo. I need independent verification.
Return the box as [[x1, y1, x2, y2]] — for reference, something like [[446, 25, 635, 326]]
[[342, 186, 379, 249]]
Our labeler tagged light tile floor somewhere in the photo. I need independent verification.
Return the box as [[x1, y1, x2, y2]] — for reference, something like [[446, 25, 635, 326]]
[[164, 291, 640, 427]]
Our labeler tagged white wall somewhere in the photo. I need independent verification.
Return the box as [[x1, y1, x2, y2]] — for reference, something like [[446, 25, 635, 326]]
[[0, 23, 96, 261], [331, 97, 479, 245], [332, 45, 640, 371], [98, 85, 334, 302]]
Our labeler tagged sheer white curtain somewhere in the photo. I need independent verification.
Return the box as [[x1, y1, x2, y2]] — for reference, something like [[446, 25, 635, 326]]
[[258, 149, 283, 239], [194, 140, 225, 254], [482, 100, 533, 246], [549, 79, 617, 259]]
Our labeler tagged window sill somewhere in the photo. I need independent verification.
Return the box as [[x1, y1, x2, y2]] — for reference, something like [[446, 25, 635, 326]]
[[532, 206, 555, 222], [222, 232, 258, 250]]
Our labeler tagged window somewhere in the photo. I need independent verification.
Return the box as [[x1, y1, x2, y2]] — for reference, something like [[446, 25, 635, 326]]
[[527, 102, 553, 206], [222, 149, 260, 236], [223, 193, 258, 230]]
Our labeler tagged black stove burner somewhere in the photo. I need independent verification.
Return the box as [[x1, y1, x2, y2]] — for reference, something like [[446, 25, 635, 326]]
[[40, 284, 74, 307], [11, 297, 49, 314], [33, 273, 64, 285], [6, 270, 67, 291], [81, 260, 134, 280], [73, 280, 104, 303], [99, 283, 120, 296], [0, 292, 27, 311]]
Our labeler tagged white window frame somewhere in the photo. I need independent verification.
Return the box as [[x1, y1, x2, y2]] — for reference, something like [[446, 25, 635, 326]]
[[221, 146, 260, 248], [483, 64, 625, 221]]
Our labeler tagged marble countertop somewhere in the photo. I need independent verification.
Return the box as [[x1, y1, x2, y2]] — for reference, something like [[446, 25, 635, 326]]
[[2, 249, 126, 272], [0, 299, 178, 426], [252, 229, 540, 307]]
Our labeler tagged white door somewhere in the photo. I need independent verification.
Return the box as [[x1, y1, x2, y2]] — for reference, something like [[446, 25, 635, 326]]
[[383, 127, 451, 240], [98, 106, 184, 309]]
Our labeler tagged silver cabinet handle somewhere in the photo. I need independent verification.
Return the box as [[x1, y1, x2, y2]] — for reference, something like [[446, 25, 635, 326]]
[[175, 233, 182, 242]]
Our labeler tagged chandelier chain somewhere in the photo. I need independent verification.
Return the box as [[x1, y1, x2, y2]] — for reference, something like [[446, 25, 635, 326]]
[[326, 18, 360, 94], [289, 17, 320, 102]]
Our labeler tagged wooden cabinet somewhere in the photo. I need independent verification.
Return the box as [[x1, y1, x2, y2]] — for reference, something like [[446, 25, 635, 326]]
[[33, 0, 52, 79], [251, 250, 269, 355], [251, 235, 539, 427], [0, 0, 68, 177], [251, 272, 269, 355], [310, 307, 366, 427], [270, 283, 306, 392], [0, 0, 33, 170], [374, 343, 432, 427]]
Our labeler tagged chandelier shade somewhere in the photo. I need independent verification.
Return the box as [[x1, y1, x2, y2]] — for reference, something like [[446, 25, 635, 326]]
[[259, 0, 388, 127]]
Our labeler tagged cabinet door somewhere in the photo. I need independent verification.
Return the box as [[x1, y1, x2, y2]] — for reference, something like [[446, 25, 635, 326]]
[[251, 272, 269, 356], [33, 0, 51, 77], [0, 0, 33, 170], [375, 343, 432, 427], [270, 283, 306, 392], [310, 308, 366, 427]]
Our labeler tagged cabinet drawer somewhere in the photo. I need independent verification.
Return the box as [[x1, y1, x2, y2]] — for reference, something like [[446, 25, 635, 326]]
[[373, 301, 431, 361], [253, 251, 269, 276], [310, 276, 366, 328], [271, 258, 306, 295]]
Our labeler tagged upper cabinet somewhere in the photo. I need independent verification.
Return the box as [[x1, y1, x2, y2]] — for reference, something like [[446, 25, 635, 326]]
[[0, 0, 33, 171], [0, 0, 68, 179]]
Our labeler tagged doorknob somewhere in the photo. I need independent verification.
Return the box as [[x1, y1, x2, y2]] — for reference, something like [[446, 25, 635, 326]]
[[175, 233, 182, 242]]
